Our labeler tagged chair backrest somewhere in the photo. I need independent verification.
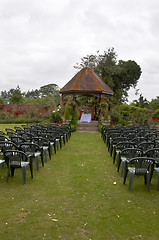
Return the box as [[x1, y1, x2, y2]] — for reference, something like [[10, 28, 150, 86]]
[[132, 137, 146, 146], [0, 141, 18, 153], [112, 137, 128, 145], [129, 157, 155, 175], [137, 142, 155, 152], [116, 142, 135, 151], [0, 134, 10, 142], [31, 137, 49, 147], [153, 138, 159, 148], [4, 150, 27, 168], [0, 131, 6, 135], [145, 133, 158, 141], [10, 136, 26, 145], [20, 142, 40, 152], [121, 148, 143, 158], [144, 148, 159, 158]]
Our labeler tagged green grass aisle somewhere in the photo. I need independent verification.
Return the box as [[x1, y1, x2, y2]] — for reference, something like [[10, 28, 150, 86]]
[[0, 132, 159, 240]]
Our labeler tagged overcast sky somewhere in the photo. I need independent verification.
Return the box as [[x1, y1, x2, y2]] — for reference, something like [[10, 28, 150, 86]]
[[0, 0, 159, 102]]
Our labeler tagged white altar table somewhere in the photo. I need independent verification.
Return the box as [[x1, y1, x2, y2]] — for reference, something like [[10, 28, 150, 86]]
[[80, 113, 91, 123]]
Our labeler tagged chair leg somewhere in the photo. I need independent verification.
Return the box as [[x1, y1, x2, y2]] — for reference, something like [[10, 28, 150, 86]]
[[60, 137, 62, 149], [49, 143, 53, 158], [121, 161, 125, 177], [128, 173, 134, 191], [116, 154, 121, 172], [21, 167, 26, 184], [56, 140, 59, 151], [11, 166, 15, 177], [113, 151, 116, 164], [29, 157, 34, 178], [43, 148, 47, 163], [150, 164, 154, 183], [146, 172, 150, 192], [40, 152, 44, 167], [48, 146, 52, 159], [123, 162, 128, 184], [109, 142, 112, 155], [35, 155, 39, 171], [54, 142, 56, 154], [63, 135, 66, 145]]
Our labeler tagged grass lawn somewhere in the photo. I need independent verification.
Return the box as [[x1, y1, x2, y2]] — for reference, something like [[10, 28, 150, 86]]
[[0, 124, 159, 240]]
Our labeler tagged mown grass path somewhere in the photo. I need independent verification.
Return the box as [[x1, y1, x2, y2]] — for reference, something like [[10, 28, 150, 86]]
[[0, 131, 159, 240]]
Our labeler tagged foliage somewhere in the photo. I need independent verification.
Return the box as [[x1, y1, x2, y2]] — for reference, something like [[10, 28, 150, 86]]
[[0, 97, 6, 109], [110, 104, 154, 126], [152, 109, 159, 126], [74, 48, 142, 102], [132, 94, 149, 108], [0, 117, 43, 124], [148, 96, 159, 110], [152, 109, 159, 120], [64, 104, 70, 121], [97, 123, 103, 132], [70, 110, 79, 131], [104, 107, 109, 121], [76, 96, 97, 108], [110, 107, 121, 125], [1, 84, 61, 106], [50, 111, 63, 123], [39, 84, 59, 97], [8, 86, 24, 104]]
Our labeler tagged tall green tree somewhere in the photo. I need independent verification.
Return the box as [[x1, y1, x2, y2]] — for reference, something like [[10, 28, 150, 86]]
[[148, 96, 159, 110], [132, 94, 149, 108], [9, 86, 24, 104], [74, 48, 142, 102], [39, 84, 59, 97]]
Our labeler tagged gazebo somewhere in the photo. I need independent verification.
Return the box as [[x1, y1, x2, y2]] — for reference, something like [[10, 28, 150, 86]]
[[59, 67, 114, 119]]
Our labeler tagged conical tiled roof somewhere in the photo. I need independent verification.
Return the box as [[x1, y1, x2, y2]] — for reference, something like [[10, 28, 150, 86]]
[[59, 67, 114, 96]]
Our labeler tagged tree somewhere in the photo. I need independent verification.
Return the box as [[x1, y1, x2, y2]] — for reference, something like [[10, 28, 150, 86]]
[[24, 89, 40, 98], [132, 94, 149, 108], [39, 84, 59, 97], [1, 90, 9, 103], [148, 96, 159, 110], [74, 48, 142, 102], [9, 86, 24, 104]]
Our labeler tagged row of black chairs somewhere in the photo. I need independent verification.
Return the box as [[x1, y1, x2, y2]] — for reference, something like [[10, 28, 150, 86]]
[[101, 125, 159, 191], [0, 123, 71, 184]]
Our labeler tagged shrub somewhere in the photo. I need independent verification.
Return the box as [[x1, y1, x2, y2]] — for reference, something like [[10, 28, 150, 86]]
[[64, 104, 70, 121], [110, 108, 120, 124], [104, 107, 109, 121], [50, 111, 63, 123], [70, 110, 79, 131], [98, 123, 103, 132], [152, 109, 159, 120]]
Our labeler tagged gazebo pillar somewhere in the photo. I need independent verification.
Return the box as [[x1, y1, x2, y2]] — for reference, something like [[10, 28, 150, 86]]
[[98, 94, 101, 118], [73, 95, 76, 111]]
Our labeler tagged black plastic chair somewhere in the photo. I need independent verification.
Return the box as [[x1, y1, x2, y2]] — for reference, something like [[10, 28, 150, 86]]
[[109, 137, 128, 157], [4, 150, 33, 184], [32, 137, 51, 162], [113, 142, 135, 164], [137, 142, 155, 154], [117, 148, 143, 176], [144, 148, 159, 183], [123, 157, 155, 192], [19, 142, 44, 171], [0, 141, 18, 165]]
